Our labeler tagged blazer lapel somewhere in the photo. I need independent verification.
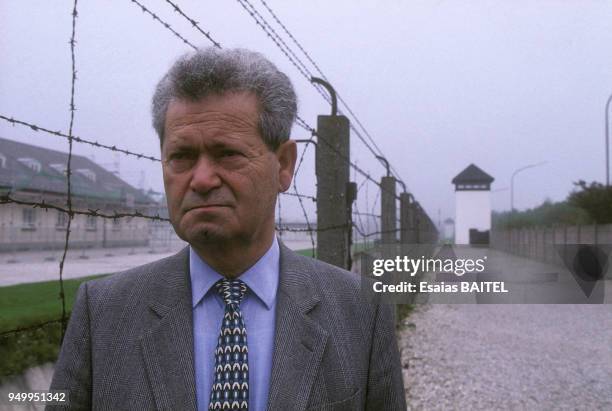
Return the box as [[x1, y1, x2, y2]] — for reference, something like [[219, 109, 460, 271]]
[[266, 244, 329, 411], [139, 247, 198, 411]]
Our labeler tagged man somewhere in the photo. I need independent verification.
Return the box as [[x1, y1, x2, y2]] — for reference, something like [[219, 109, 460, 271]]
[[48, 48, 406, 410]]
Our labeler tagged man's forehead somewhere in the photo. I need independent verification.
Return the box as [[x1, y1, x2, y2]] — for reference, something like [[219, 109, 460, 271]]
[[166, 92, 260, 119], [165, 132, 249, 148], [162, 94, 267, 151]]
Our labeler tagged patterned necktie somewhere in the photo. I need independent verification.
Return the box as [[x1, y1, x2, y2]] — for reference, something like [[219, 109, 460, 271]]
[[209, 279, 249, 411]]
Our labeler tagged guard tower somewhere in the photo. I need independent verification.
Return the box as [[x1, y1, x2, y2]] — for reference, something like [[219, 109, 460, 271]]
[[451, 164, 494, 245]]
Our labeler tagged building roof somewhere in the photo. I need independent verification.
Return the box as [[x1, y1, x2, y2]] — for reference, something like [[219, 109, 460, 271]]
[[451, 164, 494, 184], [0, 136, 153, 204]]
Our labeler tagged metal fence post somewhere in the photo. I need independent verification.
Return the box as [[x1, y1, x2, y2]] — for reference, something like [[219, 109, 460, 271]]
[[314, 78, 352, 269]]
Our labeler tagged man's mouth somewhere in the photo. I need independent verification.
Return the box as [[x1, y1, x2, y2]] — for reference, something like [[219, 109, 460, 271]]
[[186, 204, 229, 212]]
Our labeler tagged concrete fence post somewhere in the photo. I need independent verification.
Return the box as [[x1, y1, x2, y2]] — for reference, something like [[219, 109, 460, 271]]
[[380, 176, 397, 245], [399, 192, 412, 244], [414, 202, 422, 244], [315, 112, 351, 269]]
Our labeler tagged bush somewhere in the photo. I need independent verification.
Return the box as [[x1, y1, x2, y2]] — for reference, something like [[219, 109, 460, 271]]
[[0, 321, 63, 381]]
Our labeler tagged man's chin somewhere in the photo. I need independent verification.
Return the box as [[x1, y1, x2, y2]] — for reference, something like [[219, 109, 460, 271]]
[[181, 225, 231, 245]]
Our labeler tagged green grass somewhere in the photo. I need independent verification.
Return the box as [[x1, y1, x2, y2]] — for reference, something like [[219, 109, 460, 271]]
[[0, 274, 109, 332], [0, 274, 109, 380]]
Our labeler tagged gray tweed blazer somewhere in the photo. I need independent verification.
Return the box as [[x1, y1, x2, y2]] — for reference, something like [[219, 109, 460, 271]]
[[47, 243, 406, 410]]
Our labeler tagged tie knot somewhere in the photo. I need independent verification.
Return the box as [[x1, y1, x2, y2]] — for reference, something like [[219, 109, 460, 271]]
[[215, 279, 247, 306]]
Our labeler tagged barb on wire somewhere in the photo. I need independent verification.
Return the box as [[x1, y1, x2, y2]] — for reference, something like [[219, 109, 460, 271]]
[[129, 0, 197, 50], [0, 115, 160, 162], [164, 0, 221, 48]]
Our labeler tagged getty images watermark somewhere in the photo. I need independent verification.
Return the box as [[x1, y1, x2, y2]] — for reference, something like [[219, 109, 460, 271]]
[[358, 244, 610, 304], [371, 254, 507, 294]]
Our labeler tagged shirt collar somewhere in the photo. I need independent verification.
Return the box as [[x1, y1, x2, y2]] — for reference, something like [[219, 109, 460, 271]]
[[190, 236, 280, 310]]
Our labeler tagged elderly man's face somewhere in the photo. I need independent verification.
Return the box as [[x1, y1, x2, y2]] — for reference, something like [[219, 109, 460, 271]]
[[161, 92, 296, 248]]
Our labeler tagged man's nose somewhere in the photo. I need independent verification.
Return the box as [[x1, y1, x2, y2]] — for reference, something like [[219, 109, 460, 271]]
[[189, 155, 222, 193]]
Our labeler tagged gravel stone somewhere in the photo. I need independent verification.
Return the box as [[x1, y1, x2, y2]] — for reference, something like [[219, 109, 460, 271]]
[[399, 304, 612, 410]]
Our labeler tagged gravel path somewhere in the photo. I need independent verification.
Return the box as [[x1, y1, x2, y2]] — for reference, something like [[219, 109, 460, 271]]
[[399, 303, 612, 410]]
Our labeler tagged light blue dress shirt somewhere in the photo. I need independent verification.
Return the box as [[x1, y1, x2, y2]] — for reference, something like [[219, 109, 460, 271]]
[[190, 237, 279, 411]]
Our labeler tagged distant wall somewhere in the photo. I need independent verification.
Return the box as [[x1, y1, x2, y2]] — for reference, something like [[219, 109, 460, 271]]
[[491, 224, 612, 278]]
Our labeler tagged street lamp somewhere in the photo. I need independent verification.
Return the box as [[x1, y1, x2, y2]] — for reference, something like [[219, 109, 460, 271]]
[[510, 161, 547, 211], [605, 93, 612, 186]]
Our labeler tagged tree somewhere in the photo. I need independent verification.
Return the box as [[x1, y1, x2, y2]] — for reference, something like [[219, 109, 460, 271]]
[[567, 181, 612, 224]]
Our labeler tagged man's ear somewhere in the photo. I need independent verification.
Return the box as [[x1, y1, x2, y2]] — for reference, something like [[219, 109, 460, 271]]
[[276, 139, 297, 192]]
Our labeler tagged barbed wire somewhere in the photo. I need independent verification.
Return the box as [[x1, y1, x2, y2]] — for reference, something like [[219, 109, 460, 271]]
[[129, 0, 197, 50], [279, 191, 315, 202], [351, 223, 407, 239], [0, 319, 64, 339], [247, 0, 404, 182], [291, 136, 316, 255], [0, 194, 168, 222], [0, 115, 161, 162], [234, 0, 332, 106], [353, 211, 382, 219], [56, 0, 79, 340], [164, 0, 221, 48]]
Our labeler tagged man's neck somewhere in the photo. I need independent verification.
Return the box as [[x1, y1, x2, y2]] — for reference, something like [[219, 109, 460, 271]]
[[191, 233, 275, 279]]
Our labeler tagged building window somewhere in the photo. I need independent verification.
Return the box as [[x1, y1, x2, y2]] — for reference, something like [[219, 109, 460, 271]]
[[22, 208, 36, 230], [86, 215, 97, 231], [76, 168, 96, 182], [50, 163, 68, 176], [17, 157, 42, 173], [56, 211, 68, 228]]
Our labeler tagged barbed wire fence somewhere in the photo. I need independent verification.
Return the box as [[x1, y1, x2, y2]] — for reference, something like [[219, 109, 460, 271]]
[[0, 0, 438, 350]]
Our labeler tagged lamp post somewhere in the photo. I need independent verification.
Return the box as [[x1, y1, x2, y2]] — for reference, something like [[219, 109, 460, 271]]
[[510, 161, 547, 211], [605, 93, 612, 186]]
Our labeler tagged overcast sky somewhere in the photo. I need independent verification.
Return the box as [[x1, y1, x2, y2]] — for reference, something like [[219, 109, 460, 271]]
[[1, 0, 611, 226]]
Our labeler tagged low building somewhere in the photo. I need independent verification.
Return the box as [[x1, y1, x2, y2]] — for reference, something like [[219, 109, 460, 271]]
[[0, 137, 157, 251]]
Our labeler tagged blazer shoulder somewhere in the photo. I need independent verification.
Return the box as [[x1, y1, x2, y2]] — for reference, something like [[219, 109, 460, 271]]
[[290, 251, 362, 288], [285, 251, 378, 310]]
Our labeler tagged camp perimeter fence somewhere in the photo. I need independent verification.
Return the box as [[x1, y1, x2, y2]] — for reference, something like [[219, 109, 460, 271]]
[[0, 0, 438, 379]]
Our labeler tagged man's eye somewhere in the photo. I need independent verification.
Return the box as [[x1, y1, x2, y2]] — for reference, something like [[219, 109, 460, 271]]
[[166, 152, 197, 172], [221, 150, 241, 157], [169, 151, 192, 160]]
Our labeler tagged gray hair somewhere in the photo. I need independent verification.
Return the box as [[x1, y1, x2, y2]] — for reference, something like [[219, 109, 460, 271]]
[[151, 47, 297, 150]]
